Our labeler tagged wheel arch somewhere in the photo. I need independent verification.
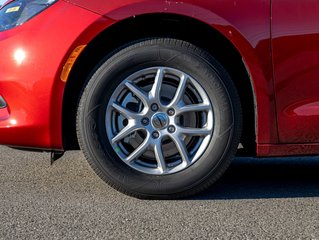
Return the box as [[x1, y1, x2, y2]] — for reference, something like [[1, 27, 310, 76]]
[[62, 13, 259, 154]]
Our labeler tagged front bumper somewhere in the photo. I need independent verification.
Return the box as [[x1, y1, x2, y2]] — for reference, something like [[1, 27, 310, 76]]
[[0, 1, 106, 149]]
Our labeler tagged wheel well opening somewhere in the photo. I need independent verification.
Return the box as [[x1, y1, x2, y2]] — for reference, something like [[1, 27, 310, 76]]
[[62, 13, 256, 155]]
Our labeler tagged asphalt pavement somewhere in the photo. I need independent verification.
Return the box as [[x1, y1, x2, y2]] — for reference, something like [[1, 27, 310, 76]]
[[1, 145, 319, 239]]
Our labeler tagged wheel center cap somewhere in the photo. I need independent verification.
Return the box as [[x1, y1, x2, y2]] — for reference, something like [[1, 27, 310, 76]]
[[151, 113, 169, 129]]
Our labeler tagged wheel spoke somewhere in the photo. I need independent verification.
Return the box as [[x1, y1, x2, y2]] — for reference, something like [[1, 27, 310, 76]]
[[112, 102, 139, 119], [170, 135, 190, 165], [112, 121, 139, 144], [154, 141, 166, 173], [169, 74, 188, 107], [149, 68, 164, 102], [125, 135, 150, 162], [179, 127, 212, 136], [177, 103, 210, 114], [125, 82, 149, 107]]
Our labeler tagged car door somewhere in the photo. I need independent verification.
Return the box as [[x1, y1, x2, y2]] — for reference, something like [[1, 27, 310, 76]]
[[272, 0, 319, 143]]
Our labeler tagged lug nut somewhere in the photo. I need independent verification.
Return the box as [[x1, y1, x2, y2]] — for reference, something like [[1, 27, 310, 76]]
[[167, 108, 175, 116], [151, 103, 159, 112], [168, 125, 176, 133], [141, 117, 149, 126], [152, 131, 160, 139], [123, 119, 128, 126]]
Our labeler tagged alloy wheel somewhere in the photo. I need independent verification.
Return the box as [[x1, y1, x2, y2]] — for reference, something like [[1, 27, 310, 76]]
[[106, 67, 214, 175]]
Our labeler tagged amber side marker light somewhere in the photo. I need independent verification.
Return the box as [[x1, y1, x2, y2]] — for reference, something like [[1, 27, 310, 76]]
[[60, 45, 86, 82]]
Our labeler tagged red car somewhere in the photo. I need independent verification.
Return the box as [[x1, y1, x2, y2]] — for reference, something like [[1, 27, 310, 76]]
[[0, 0, 318, 199]]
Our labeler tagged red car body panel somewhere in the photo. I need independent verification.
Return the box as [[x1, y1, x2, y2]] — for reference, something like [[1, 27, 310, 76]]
[[272, 1, 319, 144], [0, 1, 114, 149], [69, 0, 277, 145], [0, 0, 319, 156]]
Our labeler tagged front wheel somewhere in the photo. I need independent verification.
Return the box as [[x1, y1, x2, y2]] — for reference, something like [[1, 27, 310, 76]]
[[77, 38, 242, 199]]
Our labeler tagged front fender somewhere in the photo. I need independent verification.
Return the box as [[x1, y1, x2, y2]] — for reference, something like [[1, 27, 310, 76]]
[[66, 0, 276, 144]]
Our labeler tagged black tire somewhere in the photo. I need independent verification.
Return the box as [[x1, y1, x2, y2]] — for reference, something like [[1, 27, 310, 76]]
[[77, 38, 242, 199]]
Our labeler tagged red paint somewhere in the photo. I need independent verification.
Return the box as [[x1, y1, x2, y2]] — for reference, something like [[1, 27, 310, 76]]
[[272, 1, 319, 144], [0, 1, 112, 148], [0, 107, 10, 121], [0, 0, 318, 156]]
